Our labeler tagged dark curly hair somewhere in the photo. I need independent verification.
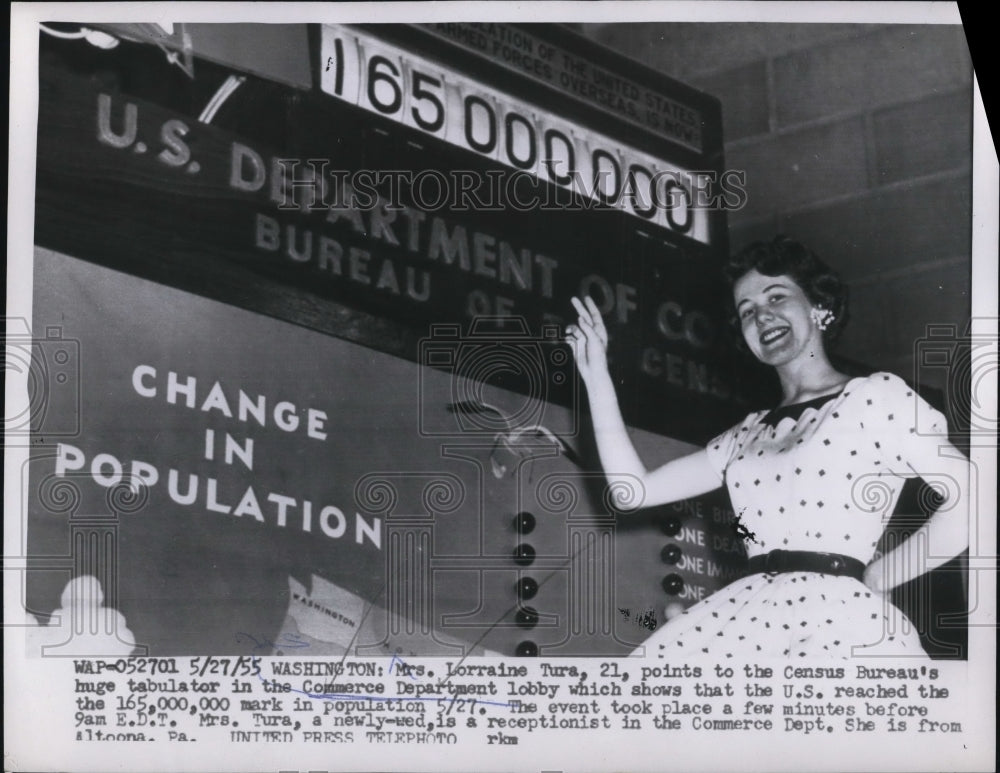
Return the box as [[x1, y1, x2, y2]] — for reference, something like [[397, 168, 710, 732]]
[[723, 235, 849, 345]]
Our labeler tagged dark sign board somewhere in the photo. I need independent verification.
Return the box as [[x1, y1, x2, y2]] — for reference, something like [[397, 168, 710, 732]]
[[35, 29, 766, 448], [28, 27, 772, 659]]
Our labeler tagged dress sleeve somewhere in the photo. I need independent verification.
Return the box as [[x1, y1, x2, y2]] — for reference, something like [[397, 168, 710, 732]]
[[862, 372, 952, 477], [704, 415, 755, 481]]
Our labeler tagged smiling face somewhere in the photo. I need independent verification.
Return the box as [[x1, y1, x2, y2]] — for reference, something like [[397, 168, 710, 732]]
[[734, 269, 824, 367]]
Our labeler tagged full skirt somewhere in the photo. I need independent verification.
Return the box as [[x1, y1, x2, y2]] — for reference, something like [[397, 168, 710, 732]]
[[633, 571, 928, 659]]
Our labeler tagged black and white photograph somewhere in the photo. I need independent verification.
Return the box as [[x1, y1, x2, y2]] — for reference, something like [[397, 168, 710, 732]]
[[5, 2, 996, 772]]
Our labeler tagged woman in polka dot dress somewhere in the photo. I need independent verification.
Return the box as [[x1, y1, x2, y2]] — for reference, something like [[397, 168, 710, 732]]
[[565, 236, 969, 659]]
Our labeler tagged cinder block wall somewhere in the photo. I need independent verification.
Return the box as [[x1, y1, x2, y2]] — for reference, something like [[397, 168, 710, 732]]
[[585, 23, 973, 391]]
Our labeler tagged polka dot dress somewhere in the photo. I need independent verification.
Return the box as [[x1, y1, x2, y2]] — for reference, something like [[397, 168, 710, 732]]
[[640, 372, 950, 659]]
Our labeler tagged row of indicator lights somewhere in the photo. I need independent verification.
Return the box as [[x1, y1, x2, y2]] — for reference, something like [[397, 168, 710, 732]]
[[512, 511, 539, 657], [510, 512, 689, 653], [660, 516, 684, 595]]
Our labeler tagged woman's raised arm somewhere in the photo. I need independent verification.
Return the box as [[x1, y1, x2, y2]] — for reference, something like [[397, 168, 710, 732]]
[[566, 296, 723, 511]]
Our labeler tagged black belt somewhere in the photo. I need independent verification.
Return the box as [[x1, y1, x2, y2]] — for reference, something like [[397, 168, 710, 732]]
[[747, 550, 866, 581]]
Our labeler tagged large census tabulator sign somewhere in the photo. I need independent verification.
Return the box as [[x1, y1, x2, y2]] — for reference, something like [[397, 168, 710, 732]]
[[35, 42, 752, 444], [28, 27, 749, 656], [320, 24, 724, 245]]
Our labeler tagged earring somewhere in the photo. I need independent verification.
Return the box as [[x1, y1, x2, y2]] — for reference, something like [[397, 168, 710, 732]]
[[810, 307, 834, 331]]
